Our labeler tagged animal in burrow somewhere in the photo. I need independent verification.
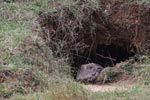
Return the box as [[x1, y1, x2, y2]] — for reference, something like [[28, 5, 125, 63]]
[[76, 63, 103, 83], [96, 67, 122, 84], [96, 67, 112, 84]]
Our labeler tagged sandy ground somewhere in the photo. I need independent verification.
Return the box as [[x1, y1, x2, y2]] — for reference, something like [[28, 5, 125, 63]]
[[82, 84, 130, 92]]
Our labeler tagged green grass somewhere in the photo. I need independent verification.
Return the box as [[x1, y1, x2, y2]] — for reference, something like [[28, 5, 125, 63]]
[[0, 0, 150, 100], [6, 78, 91, 100], [0, 1, 34, 71], [5, 80, 150, 100]]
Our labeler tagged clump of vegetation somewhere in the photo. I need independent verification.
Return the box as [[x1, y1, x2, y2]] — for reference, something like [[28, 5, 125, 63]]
[[0, 67, 49, 99], [38, 0, 102, 58]]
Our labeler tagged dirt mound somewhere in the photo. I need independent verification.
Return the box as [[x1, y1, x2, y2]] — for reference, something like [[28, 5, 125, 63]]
[[38, 0, 150, 77], [100, 0, 150, 53]]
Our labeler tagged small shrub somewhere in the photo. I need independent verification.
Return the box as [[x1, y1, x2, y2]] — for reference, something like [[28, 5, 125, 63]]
[[120, 64, 133, 75]]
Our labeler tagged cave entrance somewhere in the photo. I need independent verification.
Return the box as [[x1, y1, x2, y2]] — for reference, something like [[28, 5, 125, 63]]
[[94, 44, 135, 66], [71, 43, 136, 78]]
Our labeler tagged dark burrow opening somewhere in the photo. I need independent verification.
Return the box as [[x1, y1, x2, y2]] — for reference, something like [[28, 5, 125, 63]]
[[71, 44, 136, 79]]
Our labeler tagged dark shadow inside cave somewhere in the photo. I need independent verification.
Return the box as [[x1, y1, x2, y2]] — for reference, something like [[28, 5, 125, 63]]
[[71, 43, 136, 78]]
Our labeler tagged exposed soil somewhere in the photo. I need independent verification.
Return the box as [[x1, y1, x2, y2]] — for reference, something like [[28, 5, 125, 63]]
[[38, 0, 150, 78], [82, 84, 131, 92]]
